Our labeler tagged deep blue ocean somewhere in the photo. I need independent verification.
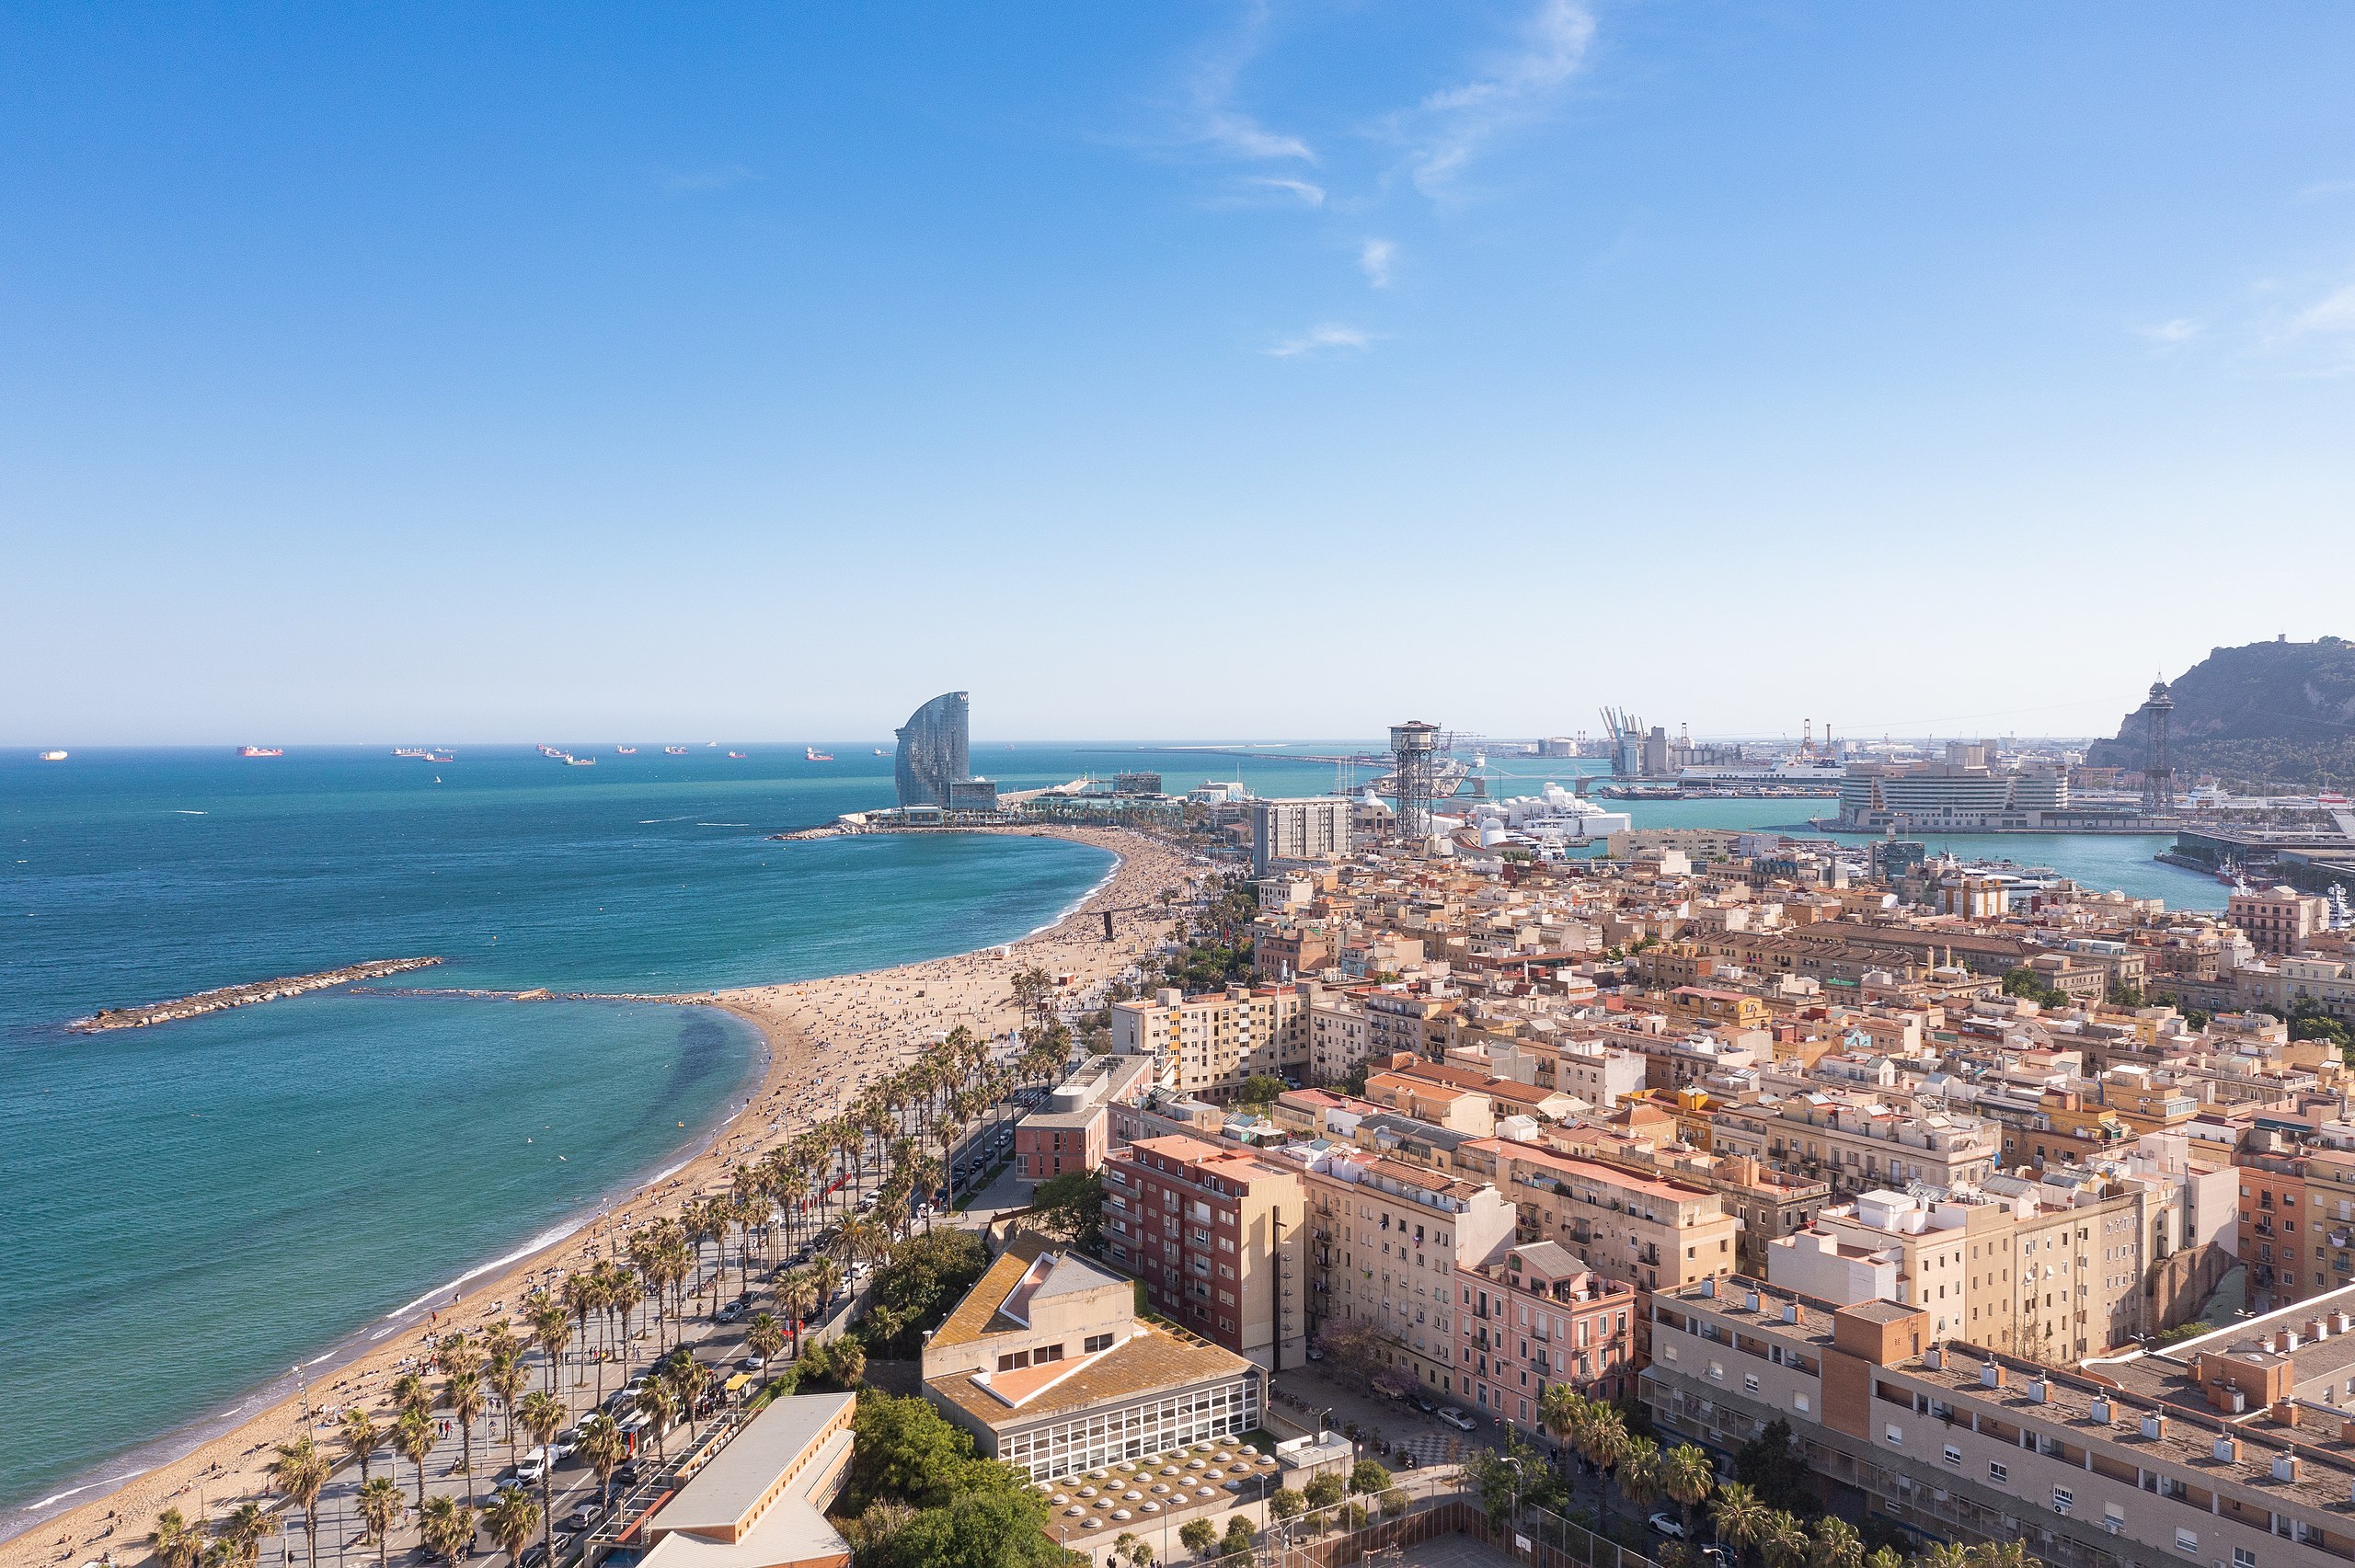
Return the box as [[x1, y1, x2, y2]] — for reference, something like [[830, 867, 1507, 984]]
[[0, 740, 2220, 1528]]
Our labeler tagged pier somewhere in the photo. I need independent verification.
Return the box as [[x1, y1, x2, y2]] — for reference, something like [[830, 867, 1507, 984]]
[[68, 957, 445, 1032]]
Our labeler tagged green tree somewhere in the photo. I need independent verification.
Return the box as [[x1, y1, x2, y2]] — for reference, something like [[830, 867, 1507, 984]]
[[1268, 1489, 1304, 1522], [269, 1433, 332, 1568], [1237, 1075, 1285, 1108], [577, 1412, 627, 1511], [1348, 1459, 1390, 1495], [148, 1508, 203, 1568], [1709, 1482, 1772, 1566], [1732, 1419, 1812, 1515], [514, 1390, 566, 1566], [482, 1485, 543, 1568], [1759, 1513, 1810, 1568], [339, 1408, 383, 1487], [842, 1391, 979, 1513], [1806, 1516, 1862, 1568], [216, 1502, 279, 1568], [354, 1479, 407, 1568], [1302, 1474, 1345, 1510], [870, 1484, 1066, 1568], [1220, 1514, 1256, 1568], [392, 1406, 437, 1515], [418, 1495, 476, 1568], [1030, 1170, 1107, 1251], [1659, 1444, 1716, 1539], [1178, 1519, 1219, 1562]]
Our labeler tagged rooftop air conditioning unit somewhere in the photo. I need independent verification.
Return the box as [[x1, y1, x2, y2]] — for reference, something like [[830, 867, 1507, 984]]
[[2028, 1379, 2051, 1403], [2274, 1454, 2300, 1482], [2090, 1396, 2112, 1424], [1783, 1302, 1798, 1323], [1981, 1363, 2005, 1389], [2142, 1413, 2166, 1440], [1746, 1291, 1761, 1312], [2285, 1331, 2303, 1351], [2214, 1436, 2241, 1463], [1925, 1347, 1945, 1370]]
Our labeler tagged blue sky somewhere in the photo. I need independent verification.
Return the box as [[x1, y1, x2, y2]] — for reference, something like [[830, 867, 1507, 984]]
[[6, 3, 2353, 745]]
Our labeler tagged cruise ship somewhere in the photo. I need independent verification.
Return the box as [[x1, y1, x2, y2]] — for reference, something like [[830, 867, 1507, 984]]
[[565, 755, 596, 766], [615, 746, 637, 755], [237, 746, 283, 758], [664, 746, 688, 755], [37, 750, 66, 761], [806, 747, 834, 761]]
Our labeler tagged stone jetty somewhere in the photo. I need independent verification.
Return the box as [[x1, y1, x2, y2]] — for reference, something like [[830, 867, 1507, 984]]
[[68, 956, 444, 1032]]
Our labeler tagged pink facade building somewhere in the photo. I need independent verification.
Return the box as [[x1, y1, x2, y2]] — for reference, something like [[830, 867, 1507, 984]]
[[1454, 1240, 1637, 1428]]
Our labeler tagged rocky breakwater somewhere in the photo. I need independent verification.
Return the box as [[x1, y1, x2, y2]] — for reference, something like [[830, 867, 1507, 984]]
[[68, 956, 445, 1032]]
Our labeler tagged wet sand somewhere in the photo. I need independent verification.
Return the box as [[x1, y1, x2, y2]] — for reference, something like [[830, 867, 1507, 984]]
[[2, 827, 1201, 1568]]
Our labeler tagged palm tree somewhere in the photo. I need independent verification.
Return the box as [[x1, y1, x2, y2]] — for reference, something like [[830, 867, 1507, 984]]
[[216, 1502, 278, 1568], [809, 1257, 843, 1318], [270, 1434, 332, 1568], [826, 1340, 866, 1388], [1573, 1401, 1630, 1531], [339, 1408, 383, 1487], [1760, 1513, 1810, 1568], [1534, 1385, 1583, 1463], [393, 1406, 437, 1515], [561, 1273, 600, 1402], [1963, 1546, 2029, 1568], [1912, 1546, 1970, 1568], [1807, 1516, 1863, 1568], [746, 1313, 786, 1386], [664, 1351, 711, 1442], [481, 1486, 543, 1568], [576, 1413, 626, 1513], [488, 1350, 528, 1471], [1617, 1436, 1663, 1525], [776, 1273, 818, 1358], [635, 1379, 679, 1461], [392, 1372, 433, 1420], [149, 1507, 203, 1568], [1709, 1482, 1771, 1566], [445, 1369, 487, 1503], [524, 1293, 573, 1398], [513, 1391, 566, 1568], [1659, 1444, 1716, 1540], [355, 1478, 407, 1568], [418, 1495, 476, 1567]]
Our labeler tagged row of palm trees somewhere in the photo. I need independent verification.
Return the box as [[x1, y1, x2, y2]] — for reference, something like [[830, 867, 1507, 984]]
[[149, 998, 1067, 1568], [1530, 1389, 2030, 1568]]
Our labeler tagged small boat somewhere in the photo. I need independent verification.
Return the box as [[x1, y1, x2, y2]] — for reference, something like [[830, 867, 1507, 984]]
[[566, 756, 597, 767], [238, 746, 284, 758], [872, 748, 890, 756], [727, 751, 749, 759], [433, 775, 442, 784], [616, 746, 638, 755], [806, 747, 835, 761], [664, 746, 688, 756], [37, 750, 67, 761]]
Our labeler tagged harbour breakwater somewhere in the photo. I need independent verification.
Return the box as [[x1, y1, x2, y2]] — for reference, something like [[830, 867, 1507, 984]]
[[353, 984, 717, 1005], [67, 957, 444, 1032]]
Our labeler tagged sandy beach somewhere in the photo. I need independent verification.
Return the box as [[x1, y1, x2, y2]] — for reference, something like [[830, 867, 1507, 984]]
[[2, 826, 1202, 1568]]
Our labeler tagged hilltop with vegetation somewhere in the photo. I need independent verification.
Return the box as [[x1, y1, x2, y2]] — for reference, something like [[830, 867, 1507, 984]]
[[2087, 636, 2355, 790]]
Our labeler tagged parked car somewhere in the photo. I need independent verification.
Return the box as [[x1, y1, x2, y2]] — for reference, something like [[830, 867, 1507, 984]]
[[564, 1504, 604, 1533], [1435, 1407, 1476, 1432], [518, 1544, 550, 1568], [1412, 1396, 1436, 1414], [1648, 1514, 1686, 1539], [612, 1463, 642, 1491], [738, 1356, 765, 1372], [552, 1428, 580, 1459], [1304, 1346, 1325, 1362], [517, 1448, 550, 1485]]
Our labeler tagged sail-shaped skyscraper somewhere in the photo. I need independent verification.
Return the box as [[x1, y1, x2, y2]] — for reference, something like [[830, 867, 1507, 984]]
[[893, 691, 971, 807]]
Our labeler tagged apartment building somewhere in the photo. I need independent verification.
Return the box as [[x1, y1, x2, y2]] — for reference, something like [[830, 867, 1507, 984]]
[[1252, 797, 1350, 876], [1454, 1241, 1639, 1425], [2230, 886, 2332, 957], [1111, 984, 1315, 1102], [1553, 1040, 1650, 1112], [2246, 1141, 2318, 1314], [1643, 1275, 2355, 1568], [1455, 1136, 1740, 1295], [1296, 1146, 1518, 1394], [1768, 1183, 2153, 1359], [1710, 1093, 2001, 1195], [1014, 1054, 1155, 1184], [1100, 1134, 1306, 1369], [1309, 996, 1373, 1085]]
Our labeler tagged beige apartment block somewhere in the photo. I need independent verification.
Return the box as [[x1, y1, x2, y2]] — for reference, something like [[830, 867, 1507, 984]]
[[1644, 1276, 2355, 1568], [1294, 1147, 1518, 1395], [1455, 1136, 1739, 1294], [1111, 984, 1314, 1102], [1710, 1094, 2000, 1195]]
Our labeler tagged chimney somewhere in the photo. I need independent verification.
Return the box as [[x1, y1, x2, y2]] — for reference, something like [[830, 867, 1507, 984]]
[[2230, 1389, 2247, 1413], [2336, 1311, 2352, 1335], [2141, 1413, 2167, 1440], [2310, 1319, 2331, 1341], [2285, 1331, 2303, 1352], [2274, 1401, 2302, 1428], [2214, 1436, 2241, 1463]]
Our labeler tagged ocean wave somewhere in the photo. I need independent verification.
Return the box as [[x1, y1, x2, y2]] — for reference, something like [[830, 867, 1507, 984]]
[[390, 1215, 589, 1317]]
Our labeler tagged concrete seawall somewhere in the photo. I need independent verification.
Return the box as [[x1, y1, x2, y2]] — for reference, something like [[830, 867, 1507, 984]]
[[68, 956, 445, 1032]]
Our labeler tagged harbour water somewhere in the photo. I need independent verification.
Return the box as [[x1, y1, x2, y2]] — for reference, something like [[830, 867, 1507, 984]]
[[0, 739, 2220, 1526]]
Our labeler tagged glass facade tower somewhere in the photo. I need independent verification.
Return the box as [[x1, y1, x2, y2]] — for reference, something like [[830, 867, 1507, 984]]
[[893, 691, 971, 807]]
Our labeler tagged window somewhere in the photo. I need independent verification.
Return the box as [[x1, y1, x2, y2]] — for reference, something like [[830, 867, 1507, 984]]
[[1883, 1423, 1903, 1446], [2051, 1486, 2073, 1516], [2234, 1551, 2257, 1568], [1744, 1375, 1761, 1394], [1988, 1461, 2008, 1484], [2176, 1531, 2198, 1554], [1083, 1333, 1114, 1354], [1793, 1393, 1809, 1413], [1941, 1445, 1961, 1467]]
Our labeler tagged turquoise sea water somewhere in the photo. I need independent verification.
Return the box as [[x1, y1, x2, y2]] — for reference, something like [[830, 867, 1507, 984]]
[[0, 739, 2220, 1528]]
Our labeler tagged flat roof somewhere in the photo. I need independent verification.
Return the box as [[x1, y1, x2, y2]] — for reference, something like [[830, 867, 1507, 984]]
[[927, 1319, 1252, 1432], [654, 1391, 855, 1538]]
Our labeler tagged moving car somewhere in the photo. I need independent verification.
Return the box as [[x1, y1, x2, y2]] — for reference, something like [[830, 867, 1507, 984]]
[[517, 1449, 549, 1484], [564, 1504, 604, 1532], [1435, 1407, 1476, 1432], [1648, 1514, 1686, 1539]]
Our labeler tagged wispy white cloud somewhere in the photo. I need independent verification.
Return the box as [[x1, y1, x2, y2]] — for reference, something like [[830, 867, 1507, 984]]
[[1245, 175, 1327, 206], [1187, 3, 1315, 164], [1266, 323, 1373, 357], [1359, 238, 1396, 288], [1396, 0, 1595, 197], [2287, 282, 2355, 338], [2296, 178, 2355, 201], [2136, 318, 2201, 346], [658, 164, 761, 193]]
